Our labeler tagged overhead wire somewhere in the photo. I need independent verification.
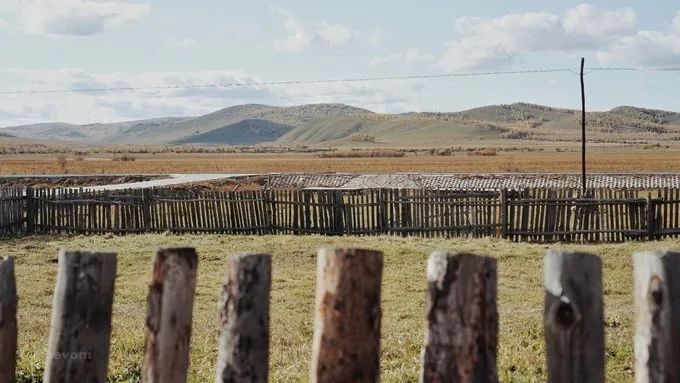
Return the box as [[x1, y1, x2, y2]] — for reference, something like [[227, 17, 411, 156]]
[[0, 66, 677, 96]]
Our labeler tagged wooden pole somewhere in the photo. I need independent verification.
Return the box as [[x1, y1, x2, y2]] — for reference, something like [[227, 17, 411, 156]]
[[420, 251, 498, 382], [43, 250, 117, 383], [310, 248, 383, 383], [142, 248, 198, 383], [633, 251, 680, 382], [544, 250, 604, 383], [580, 57, 587, 194], [0, 257, 17, 383], [215, 253, 271, 383], [500, 189, 508, 239], [25, 186, 35, 234]]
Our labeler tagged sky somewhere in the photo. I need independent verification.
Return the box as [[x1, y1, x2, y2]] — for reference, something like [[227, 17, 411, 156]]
[[0, 0, 679, 126]]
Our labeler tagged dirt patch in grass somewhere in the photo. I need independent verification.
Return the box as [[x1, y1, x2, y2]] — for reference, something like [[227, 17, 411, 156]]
[[0, 234, 656, 382]]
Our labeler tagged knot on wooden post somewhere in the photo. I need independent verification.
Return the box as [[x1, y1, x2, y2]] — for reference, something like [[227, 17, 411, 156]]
[[633, 251, 680, 383], [555, 300, 578, 328], [420, 251, 498, 383], [543, 251, 604, 383], [216, 253, 271, 383], [311, 248, 383, 383]]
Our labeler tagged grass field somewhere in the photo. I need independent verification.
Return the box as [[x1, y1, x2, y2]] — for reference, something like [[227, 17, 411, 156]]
[[4, 148, 680, 174], [3, 234, 676, 382]]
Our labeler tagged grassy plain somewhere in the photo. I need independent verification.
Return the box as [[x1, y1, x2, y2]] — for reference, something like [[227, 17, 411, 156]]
[[3, 147, 680, 174], [3, 234, 676, 382]]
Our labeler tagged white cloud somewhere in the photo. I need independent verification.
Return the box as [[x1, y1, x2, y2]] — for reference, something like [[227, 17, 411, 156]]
[[317, 21, 352, 47], [369, 47, 434, 67], [366, 28, 382, 44], [11, 0, 149, 36], [272, 7, 361, 52], [0, 68, 428, 125], [597, 12, 680, 66], [436, 4, 680, 71], [164, 37, 197, 49], [404, 47, 433, 64], [562, 4, 636, 40]]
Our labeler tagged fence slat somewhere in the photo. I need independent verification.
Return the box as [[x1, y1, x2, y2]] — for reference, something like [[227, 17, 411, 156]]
[[633, 251, 680, 383], [43, 250, 117, 383], [420, 251, 498, 382], [215, 253, 271, 383], [310, 248, 383, 383], [544, 251, 604, 383], [0, 256, 17, 383], [142, 247, 198, 383]]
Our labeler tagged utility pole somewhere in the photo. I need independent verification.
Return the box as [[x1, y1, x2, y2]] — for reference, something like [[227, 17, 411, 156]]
[[580, 57, 586, 194]]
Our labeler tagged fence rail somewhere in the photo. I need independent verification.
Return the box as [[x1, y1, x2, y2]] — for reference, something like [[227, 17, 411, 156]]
[[3, 186, 680, 242], [0, 246, 678, 381]]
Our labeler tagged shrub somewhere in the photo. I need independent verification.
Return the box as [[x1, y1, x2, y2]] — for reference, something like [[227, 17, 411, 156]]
[[349, 133, 376, 143]]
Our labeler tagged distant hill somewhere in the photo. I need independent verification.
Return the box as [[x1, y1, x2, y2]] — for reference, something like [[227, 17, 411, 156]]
[[172, 119, 293, 145], [2, 102, 680, 147]]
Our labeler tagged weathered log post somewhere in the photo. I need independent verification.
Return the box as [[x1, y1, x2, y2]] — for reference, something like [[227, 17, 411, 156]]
[[633, 251, 680, 383], [420, 251, 498, 382], [25, 186, 35, 234], [142, 248, 198, 383], [215, 253, 271, 383], [310, 248, 383, 383], [500, 189, 508, 239], [544, 251, 604, 383], [0, 256, 17, 383], [43, 250, 117, 383]]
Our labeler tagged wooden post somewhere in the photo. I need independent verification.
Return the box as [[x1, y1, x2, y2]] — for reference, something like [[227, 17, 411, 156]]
[[142, 248, 198, 383], [333, 190, 345, 235], [43, 250, 117, 383], [25, 186, 35, 234], [215, 253, 271, 383], [544, 251, 604, 383], [500, 189, 508, 239], [646, 196, 656, 240], [420, 251, 498, 382], [0, 257, 17, 383], [310, 248, 383, 383], [633, 251, 680, 382], [142, 188, 152, 232], [580, 57, 587, 194]]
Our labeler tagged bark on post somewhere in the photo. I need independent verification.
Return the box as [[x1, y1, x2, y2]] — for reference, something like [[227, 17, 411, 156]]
[[142, 247, 198, 383], [310, 248, 383, 383], [43, 250, 117, 383], [633, 251, 680, 383], [0, 256, 17, 383], [215, 253, 271, 383], [544, 251, 604, 383], [420, 251, 498, 383]]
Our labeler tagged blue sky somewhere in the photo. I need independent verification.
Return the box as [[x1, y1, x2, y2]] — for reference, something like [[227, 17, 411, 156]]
[[0, 0, 679, 125]]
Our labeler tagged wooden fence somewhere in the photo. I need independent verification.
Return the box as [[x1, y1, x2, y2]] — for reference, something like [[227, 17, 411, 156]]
[[0, 188, 24, 236], [3, 186, 680, 242], [0, 246, 677, 382]]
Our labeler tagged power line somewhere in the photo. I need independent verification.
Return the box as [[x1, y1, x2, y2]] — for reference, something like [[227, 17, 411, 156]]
[[0, 68, 575, 95], [0, 66, 678, 96]]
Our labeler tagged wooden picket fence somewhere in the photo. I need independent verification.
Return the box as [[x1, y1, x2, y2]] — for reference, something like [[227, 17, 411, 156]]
[[4, 186, 680, 242], [0, 246, 677, 382], [0, 188, 24, 236]]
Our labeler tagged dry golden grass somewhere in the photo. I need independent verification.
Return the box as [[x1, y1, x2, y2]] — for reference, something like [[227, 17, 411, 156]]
[[3, 149, 680, 174]]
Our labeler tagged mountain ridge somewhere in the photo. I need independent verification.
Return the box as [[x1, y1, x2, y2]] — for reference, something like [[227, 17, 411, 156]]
[[2, 102, 680, 146]]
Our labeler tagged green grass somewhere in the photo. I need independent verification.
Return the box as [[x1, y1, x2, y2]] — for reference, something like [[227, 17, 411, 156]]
[[1, 234, 675, 382]]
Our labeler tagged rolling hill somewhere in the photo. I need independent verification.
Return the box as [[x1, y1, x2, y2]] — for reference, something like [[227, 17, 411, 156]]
[[2, 102, 680, 147]]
